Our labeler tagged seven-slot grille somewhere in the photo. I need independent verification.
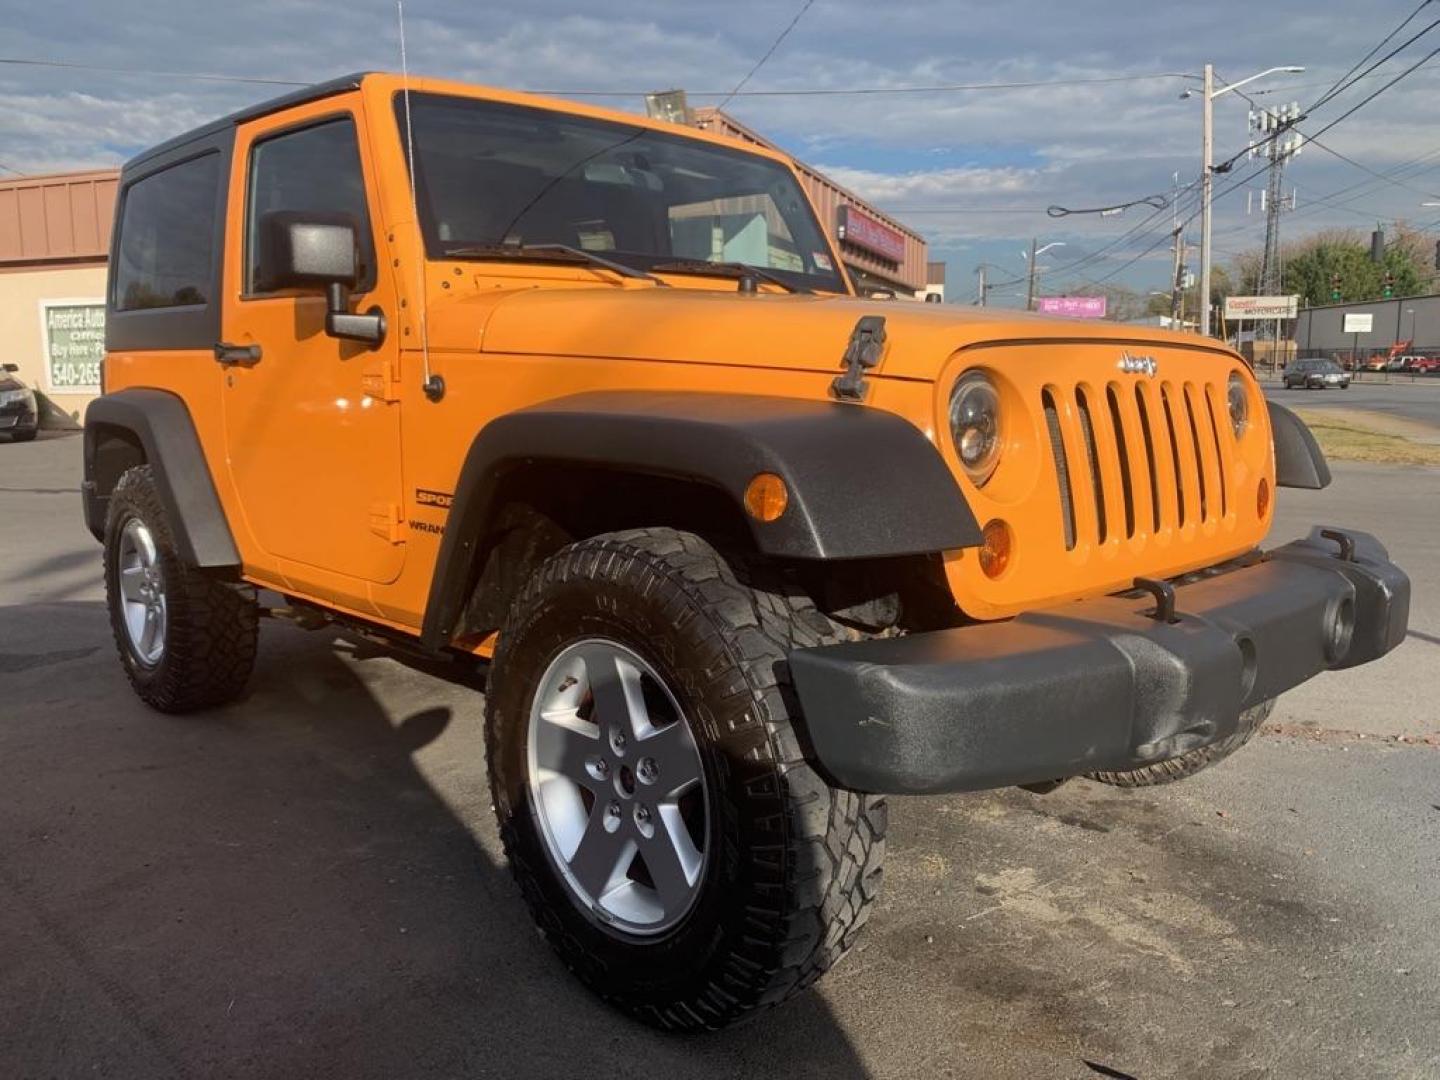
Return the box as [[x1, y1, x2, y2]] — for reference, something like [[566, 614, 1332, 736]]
[[1041, 380, 1231, 551]]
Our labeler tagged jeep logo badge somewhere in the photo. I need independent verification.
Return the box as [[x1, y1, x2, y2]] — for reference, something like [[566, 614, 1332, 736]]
[[1118, 352, 1158, 377]]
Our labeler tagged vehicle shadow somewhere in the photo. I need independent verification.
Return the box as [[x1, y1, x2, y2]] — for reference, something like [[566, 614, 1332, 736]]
[[0, 601, 871, 1080]]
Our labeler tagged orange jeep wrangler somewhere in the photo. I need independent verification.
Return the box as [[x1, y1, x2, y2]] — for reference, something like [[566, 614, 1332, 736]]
[[82, 73, 1409, 1029]]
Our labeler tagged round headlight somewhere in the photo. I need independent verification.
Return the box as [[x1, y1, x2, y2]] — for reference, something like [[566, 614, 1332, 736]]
[[1227, 372, 1249, 437], [949, 370, 1003, 485]]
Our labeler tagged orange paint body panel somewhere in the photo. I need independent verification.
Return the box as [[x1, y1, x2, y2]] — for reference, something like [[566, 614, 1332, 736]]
[[104, 73, 1275, 641]]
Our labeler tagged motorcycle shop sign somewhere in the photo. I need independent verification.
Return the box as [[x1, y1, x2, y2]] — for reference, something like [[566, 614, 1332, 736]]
[[1224, 295, 1299, 320], [39, 300, 105, 393]]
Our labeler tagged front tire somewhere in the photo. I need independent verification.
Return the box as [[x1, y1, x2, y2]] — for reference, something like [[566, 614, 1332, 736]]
[[485, 528, 886, 1030], [1085, 698, 1275, 788], [103, 465, 258, 712]]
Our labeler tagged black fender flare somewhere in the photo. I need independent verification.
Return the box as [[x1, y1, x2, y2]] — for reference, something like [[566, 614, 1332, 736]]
[[1267, 400, 1332, 490], [83, 388, 240, 568], [420, 390, 980, 649]]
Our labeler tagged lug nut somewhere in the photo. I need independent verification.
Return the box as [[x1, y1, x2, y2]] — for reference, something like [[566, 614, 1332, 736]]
[[637, 758, 658, 784]]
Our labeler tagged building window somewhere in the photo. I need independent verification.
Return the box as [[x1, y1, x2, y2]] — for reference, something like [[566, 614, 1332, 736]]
[[113, 153, 220, 310]]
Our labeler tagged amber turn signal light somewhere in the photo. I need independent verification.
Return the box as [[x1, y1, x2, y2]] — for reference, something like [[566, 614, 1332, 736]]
[[1256, 477, 1270, 519], [744, 472, 789, 522], [979, 519, 1012, 579]]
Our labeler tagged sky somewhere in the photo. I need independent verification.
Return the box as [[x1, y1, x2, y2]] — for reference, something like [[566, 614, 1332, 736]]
[[3, 0, 1439, 306]]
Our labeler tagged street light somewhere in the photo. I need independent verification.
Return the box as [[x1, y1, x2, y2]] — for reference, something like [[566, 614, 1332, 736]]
[[1023, 240, 1065, 310], [1187, 64, 1304, 337], [1407, 307, 1417, 345]]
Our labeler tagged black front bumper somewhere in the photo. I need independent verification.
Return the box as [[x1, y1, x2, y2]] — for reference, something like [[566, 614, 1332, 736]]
[[789, 527, 1409, 794]]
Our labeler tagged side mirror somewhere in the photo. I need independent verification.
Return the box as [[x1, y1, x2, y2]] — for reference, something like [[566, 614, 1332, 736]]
[[2, 363, 18, 373], [257, 211, 386, 347]]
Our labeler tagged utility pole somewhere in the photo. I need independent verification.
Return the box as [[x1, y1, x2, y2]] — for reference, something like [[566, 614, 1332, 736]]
[[1200, 63, 1214, 337], [1253, 101, 1302, 368], [1170, 227, 1186, 325], [1192, 63, 1304, 338], [1025, 238, 1039, 311], [976, 264, 988, 307]]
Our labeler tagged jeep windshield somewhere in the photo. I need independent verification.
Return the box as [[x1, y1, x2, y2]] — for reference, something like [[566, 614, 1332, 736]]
[[398, 92, 848, 294]]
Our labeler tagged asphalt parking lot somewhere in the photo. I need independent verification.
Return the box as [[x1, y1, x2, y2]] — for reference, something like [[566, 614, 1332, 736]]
[[2, 431, 1437, 1080]]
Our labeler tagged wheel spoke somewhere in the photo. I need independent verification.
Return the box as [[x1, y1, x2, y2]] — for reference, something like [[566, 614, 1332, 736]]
[[139, 607, 159, 657], [643, 806, 702, 912], [119, 565, 146, 604], [636, 720, 700, 794], [536, 715, 601, 783], [568, 810, 633, 901], [581, 646, 646, 736]]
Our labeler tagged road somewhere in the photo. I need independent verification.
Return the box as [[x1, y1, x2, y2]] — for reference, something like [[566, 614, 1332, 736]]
[[2, 433, 1437, 1080], [1265, 375, 1440, 428]]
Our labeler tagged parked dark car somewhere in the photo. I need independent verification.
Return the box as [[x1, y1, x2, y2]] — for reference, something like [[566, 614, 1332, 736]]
[[0, 364, 39, 441], [1283, 358, 1351, 390]]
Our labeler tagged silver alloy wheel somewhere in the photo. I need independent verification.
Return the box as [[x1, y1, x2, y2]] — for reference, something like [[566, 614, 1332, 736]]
[[117, 517, 167, 666], [526, 638, 710, 937]]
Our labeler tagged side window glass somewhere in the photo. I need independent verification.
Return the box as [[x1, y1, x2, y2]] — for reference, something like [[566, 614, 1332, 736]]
[[246, 117, 374, 293], [114, 154, 220, 310]]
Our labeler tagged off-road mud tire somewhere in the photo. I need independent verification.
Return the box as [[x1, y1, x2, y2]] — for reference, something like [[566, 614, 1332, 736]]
[[103, 465, 258, 712], [1085, 698, 1276, 788], [485, 527, 886, 1031]]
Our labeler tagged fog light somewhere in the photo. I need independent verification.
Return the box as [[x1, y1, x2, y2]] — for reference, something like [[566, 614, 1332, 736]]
[[743, 472, 788, 522], [1256, 477, 1270, 518], [979, 519, 1013, 578]]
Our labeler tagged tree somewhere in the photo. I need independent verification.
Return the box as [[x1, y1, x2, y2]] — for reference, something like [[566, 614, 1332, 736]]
[[1227, 225, 1431, 307]]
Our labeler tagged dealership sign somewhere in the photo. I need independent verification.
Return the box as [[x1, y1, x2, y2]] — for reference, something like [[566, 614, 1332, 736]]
[[1036, 296, 1107, 318], [1224, 295, 1299, 319], [836, 205, 907, 263], [39, 300, 105, 393]]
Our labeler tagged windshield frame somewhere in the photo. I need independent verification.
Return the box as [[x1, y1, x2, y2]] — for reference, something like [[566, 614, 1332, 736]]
[[391, 90, 853, 295]]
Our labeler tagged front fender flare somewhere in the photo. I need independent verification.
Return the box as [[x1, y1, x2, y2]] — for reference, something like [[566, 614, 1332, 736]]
[[1267, 400, 1331, 490], [420, 391, 980, 649]]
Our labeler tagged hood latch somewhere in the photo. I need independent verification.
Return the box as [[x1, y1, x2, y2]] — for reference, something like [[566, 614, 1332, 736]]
[[831, 315, 887, 401]]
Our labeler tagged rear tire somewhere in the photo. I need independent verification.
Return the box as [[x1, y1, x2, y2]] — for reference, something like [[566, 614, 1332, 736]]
[[10, 427, 37, 442], [1085, 699, 1275, 788], [103, 465, 258, 712], [485, 527, 886, 1030]]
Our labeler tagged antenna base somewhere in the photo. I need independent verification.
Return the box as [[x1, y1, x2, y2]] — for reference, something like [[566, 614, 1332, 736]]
[[423, 374, 446, 402]]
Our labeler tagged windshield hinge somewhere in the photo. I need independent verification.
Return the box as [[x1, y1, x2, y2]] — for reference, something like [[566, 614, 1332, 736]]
[[831, 315, 887, 401]]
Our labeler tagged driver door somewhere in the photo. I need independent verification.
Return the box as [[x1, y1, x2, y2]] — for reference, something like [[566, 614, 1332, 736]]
[[220, 101, 405, 604]]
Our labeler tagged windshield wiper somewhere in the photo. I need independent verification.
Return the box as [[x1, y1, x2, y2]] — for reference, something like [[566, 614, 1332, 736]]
[[650, 260, 810, 294], [441, 242, 668, 286]]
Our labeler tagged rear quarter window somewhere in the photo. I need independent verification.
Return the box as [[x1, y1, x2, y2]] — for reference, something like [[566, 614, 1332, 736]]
[[113, 154, 221, 311]]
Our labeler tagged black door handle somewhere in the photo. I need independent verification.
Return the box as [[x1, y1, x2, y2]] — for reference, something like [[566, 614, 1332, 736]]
[[214, 342, 262, 365]]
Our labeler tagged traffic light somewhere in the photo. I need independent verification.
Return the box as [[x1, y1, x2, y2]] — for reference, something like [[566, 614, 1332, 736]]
[[1383, 272, 1395, 299], [1330, 274, 1342, 302]]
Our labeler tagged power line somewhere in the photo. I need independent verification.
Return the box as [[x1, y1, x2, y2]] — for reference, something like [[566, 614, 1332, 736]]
[[0, 161, 26, 176], [1309, 0, 1436, 111], [715, 0, 815, 111]]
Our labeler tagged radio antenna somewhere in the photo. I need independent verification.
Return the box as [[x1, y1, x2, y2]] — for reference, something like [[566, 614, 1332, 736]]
[[397, 1, 442, 401]]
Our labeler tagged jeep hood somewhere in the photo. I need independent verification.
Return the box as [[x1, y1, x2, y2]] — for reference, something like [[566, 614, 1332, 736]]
[[464, 287, 1219, 383]]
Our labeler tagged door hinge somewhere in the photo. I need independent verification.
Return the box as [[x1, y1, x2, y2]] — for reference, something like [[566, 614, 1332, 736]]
[[368, 502, 405, 544], [361, 356, 401, 402]]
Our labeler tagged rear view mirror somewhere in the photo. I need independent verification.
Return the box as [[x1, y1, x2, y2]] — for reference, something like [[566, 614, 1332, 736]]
[[256, 211, 385, 347]]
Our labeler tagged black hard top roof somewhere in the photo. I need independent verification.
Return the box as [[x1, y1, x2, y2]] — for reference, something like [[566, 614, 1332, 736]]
[[122, 72, 373, 174]]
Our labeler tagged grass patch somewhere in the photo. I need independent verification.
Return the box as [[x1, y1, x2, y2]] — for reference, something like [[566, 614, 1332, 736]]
[[1292, 409, 1440, 466]]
